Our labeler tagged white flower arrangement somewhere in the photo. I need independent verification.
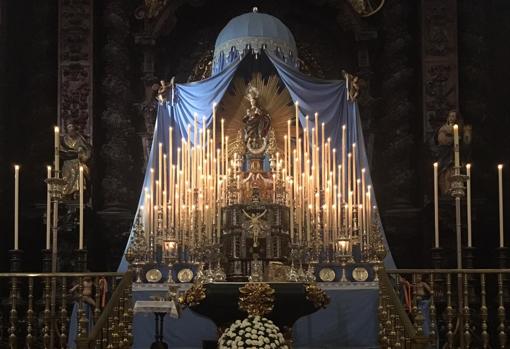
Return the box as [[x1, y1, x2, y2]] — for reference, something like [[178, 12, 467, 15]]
[[218, 315, 288, 349]]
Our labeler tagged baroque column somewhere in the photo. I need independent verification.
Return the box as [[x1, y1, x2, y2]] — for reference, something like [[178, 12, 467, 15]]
[[376, 1, 421, 266], [97, 0, 137, 267], [58, 0, 93, 140], [0, 0, 6, 212], [99, 0, 136, 210]]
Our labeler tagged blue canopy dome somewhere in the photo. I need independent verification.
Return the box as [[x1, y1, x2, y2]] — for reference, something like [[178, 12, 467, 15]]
[[212, 8, 299, 75]]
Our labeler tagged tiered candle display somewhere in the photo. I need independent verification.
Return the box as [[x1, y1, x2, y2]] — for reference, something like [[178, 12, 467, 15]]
[[139, 102, 376, 261]]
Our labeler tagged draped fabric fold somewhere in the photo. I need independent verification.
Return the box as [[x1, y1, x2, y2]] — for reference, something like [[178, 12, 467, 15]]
[[171, 55, 245, 141], [267, 51, 394, 267], [118, 50, 394, 272]]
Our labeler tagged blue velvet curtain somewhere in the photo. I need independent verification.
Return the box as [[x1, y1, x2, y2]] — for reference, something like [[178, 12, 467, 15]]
[[118, 51, 394, 271]]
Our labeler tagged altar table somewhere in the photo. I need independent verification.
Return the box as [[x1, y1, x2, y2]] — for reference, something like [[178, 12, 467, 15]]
[[132, 282, 379, 349]]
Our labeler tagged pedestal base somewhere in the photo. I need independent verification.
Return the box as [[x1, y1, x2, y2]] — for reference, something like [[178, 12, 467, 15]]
[[497, 247, 510, 303], [9, 249, 23, 272], [150, 313, 168, 349], [462, 246, 475, 269], [75, 249, 88, 272], [430, 247, 445, 302], [41, 249, 52, 272]]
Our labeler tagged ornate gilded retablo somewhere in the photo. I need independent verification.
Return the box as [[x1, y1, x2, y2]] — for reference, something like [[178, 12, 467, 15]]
[[238, 282, 275, 317], [305, 283, 330, 309]]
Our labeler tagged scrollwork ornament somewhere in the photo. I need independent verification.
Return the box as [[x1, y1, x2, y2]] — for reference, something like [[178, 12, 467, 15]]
[[304, 283, 330, 309], [238, 282, 275, 317], [179, 282, 206, 308]]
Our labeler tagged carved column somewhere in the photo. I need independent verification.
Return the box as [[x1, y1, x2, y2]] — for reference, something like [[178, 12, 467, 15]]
[[133, 1, 179, 164], [96, 0, 137, 267], [421, 0, 459, 144], [0, 0, 6, 222], [58, 0, 94, 139], [99, 0, 136, 210], [421, 1, 459, 265], [377, 1, 421, 266], [134, 33, 158, 163]]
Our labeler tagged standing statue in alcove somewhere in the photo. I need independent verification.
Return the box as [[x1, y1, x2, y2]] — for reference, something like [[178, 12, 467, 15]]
[[436, 110, 472, 195], [243, 84, 272, 150], [61, 122, 92, 199]]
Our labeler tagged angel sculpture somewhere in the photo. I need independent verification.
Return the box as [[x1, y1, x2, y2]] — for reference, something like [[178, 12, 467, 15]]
[[156, 77, 174, 104], [242, 209, 268, 248]]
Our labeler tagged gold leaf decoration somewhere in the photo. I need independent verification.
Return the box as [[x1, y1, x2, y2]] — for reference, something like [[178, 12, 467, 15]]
[[305, 283, 330, 309], [238, 282, 275, 317], [218, 74, 295, 153], [179, 282, 206, 308]]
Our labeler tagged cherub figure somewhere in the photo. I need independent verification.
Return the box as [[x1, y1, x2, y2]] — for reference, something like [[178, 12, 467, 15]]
[[156, 77, 174, 104]]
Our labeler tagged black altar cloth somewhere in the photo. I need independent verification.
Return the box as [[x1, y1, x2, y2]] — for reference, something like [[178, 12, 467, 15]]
[[189, 282, 320, 329], [132, 283, 379, 348]]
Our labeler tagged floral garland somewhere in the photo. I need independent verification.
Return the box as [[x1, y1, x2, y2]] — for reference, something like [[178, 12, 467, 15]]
[[218, 315, 288, 349]]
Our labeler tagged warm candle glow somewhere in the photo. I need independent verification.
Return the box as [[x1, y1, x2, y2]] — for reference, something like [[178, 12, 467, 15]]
[[453, 124, 460, 167], [433, 162, 439, 248], [498, 164, 504, 247], [46, 166, 51, 249], [14, 164, 20, 250], [466, 163, 472, 247], [54, 126, 60, 173]]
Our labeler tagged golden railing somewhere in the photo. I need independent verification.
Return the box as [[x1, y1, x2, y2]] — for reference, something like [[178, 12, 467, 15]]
[[379, 268, 510, 349], [0, 271, 133, 349]]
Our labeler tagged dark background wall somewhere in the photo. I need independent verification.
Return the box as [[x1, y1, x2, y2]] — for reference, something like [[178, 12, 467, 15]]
[[2, 0, 510, 271]]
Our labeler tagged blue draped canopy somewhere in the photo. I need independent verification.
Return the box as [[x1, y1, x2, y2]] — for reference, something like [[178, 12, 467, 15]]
[[118, 51, 394, 271]]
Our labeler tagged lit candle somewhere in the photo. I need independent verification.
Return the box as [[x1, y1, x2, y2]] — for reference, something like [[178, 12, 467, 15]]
[[361, 168, 366, 233], [453, 124, 460, 168], [79, 166, 84, 249], [289, 178, 294, 243], [14, 165, 20, 250], [212, 102, 217, 152], [46, 166, 51, 249], [221, 119, 225, 174], [352, 143, 357, 203], [307, 204, 311, 241], [466, 164, 472, 247], [366, 188, 372, 242], [341, 125, 346, 203], [163, 189, 167, 231], [433, 162, 439, 248], [54, 126, 60, 173], [287, 120, 291, 175], [499, 164, 504, 247]]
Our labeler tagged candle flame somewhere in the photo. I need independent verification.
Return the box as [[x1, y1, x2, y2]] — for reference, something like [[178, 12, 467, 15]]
[[498, 164, 503, 170], [433, 162, 438, 168]]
